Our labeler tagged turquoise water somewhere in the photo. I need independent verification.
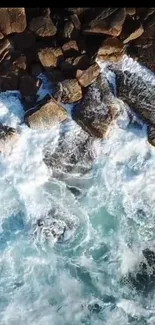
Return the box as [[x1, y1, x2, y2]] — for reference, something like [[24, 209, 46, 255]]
[[0, 58, 155, 324]]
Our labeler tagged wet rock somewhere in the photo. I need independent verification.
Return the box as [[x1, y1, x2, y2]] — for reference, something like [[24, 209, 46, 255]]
[[76, 63, 101, 88], [147, 125, 155, 147], [97, 37, 125, 62], [25, 96, 67, 129], [38, 47, 63, 69], [36, 218, 66, 242], [0, 8, 26, 35], [13, 55, 27, 71], [88, 303, 102, 313], [43, 122, 95, 176], [83, 8, 126, 37], [0, 124, 19, 155], [54, 79, 82, 103], [62, 40, 79, 58], [72, 73, 119, 137], [109, 65, 155, 127], [70, 54, 90, 70], [28, 14, 57, 37]]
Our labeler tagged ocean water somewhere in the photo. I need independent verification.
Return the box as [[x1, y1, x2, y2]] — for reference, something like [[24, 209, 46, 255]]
[[0, 57, 155, 325]]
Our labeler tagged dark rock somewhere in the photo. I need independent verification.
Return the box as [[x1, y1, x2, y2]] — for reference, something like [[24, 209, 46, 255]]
[[30, 62, 43, 77], [76, 63, 100, 88], [62, 40, 79, 58], [147, 125, 155, 147], [83, 8, 126, 37], [19, 74, 40, 97], [38, 47, 63, 69], [70, 14, 81, 30], [0, 124, 19, 155], [62, 21, 75, 39], [72, 74, 119, 137], [0, 8, 26, 35], [120, 17, 144, 44], [13, 55, 27, 71], [88, 303, 102, 313], [54, 79, 82, 103], [25, 96, 67, 129], [28, 15, 57, 37], [10, 30, 36, 52], [36, 217, 66, 242]]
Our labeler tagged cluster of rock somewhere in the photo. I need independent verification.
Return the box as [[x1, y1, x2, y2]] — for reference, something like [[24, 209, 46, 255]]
[[1, 8, 155, 156]]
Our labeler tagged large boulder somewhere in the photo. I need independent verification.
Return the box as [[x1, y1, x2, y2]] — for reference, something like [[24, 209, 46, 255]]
[[72, 73, 119, 137], [28, 14, 57, 37], [38, 47, 63, 69], [53, 79, 82, 103], [25, 96, 67, 129], [0, 8, 26, 35], [108, 61, 155, 127], [97, 37, 125, 62]]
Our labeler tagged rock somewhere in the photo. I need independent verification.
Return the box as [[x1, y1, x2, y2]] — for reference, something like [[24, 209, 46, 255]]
[[126, 8, 136, 16], [36, 217, 66, 242], [147, 125, 155, 147], [43, 121, 95, 176], [47, 68, 65, 84], [109, 63, 155, 126], [0, 38, 11, 64], [13, 55, 27, 71], [66, 8, 90, 16], [72, 74, 119, 137], [0, 32, 4, 39], [0, 124, 19, 155], [25, 96, 67, 129], [54, 79, 82, 103], [70, 14, 81, 30], [81, 8, 118, 25], [38, 47, 63, 68], [10, 30, 36, 51], [0, 8, 26, 35], [76, 63, 101, 88], [121, 18, 144, 44], [62, 40, 79, 58], [19, 74, 40, 97], [83, 8, 126, 37], [97, 37, 125, 62], [30, 62, 43, 77], [62, 21, 75, 39], [28, 15, 57, 37], [65, 54, 90, 70]]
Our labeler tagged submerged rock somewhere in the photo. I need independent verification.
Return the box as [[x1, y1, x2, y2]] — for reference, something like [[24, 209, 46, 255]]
[[36, 218, 66, 242], [0, 124, 19, 155], [43, 121, 96, 176], [72, 73, 120, 137]]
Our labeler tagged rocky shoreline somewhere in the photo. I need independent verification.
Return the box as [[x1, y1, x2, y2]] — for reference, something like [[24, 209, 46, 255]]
[[1, 8, 155, 155]]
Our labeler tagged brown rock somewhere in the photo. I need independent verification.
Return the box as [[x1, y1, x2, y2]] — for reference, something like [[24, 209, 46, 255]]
[[19, 74, 40, 97], [38, 47, 63, 68], [0, 124, 19, 155], [62, 40, 79, 57], [126, 8, 136, 16], [0, 32, 4, 39], [28, 15, 57, 37], [62, 21, 75, 39], [83, 8, 126, 37], [54, 79, 82, 103], [148, 125, 155, 147], [25, 96, 67, 129], [122, 19, 144, 44], [76, 63, 101, 88], [0, 8, 26, 35], [97, 37, 125, 62], [72, 74, 118, 138], [0, 38, 11, 64]]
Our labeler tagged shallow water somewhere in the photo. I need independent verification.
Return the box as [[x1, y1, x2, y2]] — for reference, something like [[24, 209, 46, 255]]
[[0, 57, 155, 325]]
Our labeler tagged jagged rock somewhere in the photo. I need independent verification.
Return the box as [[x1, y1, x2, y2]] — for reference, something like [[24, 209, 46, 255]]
[[13, 55, 27, 71], [97, 37, 125, 62], [38, 47, 63, 68], [109, 63, 155, 127], [72, 74, 119, 137], [43, 121, 95, 176], [36, 217, 66, 242], [54, 79, 82, 103], [76, 63, 101, 88], [0, 124, 19, 155], [62, 40, 79, 58], [0, 8, 26, 35], [28, 15, 57, 37], [83, 8, 126, 37], [25, 96, 67, 129]]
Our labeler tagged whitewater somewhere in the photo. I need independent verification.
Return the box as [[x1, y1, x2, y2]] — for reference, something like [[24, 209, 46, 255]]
[[0, 56, 155, 325]]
